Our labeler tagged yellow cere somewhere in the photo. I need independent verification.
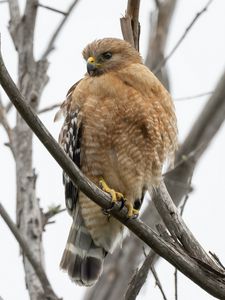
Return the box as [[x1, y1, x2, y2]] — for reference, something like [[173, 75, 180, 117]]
[[87, 56, 95, 64]]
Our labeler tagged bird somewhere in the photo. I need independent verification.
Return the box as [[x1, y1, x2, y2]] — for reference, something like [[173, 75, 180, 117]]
[[56, 38, 178, 286]]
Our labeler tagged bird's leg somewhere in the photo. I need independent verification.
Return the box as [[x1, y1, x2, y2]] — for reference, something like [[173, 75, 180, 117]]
[[99, 177, 139, 218], [99, 178, 124, 207]]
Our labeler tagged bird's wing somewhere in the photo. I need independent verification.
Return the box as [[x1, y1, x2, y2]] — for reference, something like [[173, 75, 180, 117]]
[[57, 81, 83, 215]]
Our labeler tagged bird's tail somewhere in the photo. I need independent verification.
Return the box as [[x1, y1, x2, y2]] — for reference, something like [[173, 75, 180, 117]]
[[60, 206, 106, 286]]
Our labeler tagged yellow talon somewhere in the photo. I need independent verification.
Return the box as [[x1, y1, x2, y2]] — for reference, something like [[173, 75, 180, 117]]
[[99, 178, 139, 218], [99, 178, 124, 203], [125, 202, 139, 218]]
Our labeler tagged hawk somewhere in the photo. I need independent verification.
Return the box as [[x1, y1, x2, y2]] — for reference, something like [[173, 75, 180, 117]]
[[56, 38, 177, 286]]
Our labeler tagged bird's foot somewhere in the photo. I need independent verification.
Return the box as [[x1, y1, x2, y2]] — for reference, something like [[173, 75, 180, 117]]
[[124, 202, 139, 218], [99, 178, 125, 213], [99, 178, 139, 218]]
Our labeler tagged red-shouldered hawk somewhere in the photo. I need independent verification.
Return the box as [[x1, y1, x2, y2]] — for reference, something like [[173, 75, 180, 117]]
[[56, 38, 177, 286]]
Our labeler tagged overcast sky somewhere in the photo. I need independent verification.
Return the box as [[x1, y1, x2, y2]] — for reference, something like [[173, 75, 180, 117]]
[[0, 0, 225, 299]]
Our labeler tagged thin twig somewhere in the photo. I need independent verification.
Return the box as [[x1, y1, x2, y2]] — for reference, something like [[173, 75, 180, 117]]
[[209, 252, 225, 271], [174, 268, 178, 300], [0, 202, 61, 300], [5, 101, 13, 113], [42, 205, 66, 230], [0, 95, 15, 156], [41, 0, 80, 59], [38, 3, 68, 16], [174, 91, 213, 101], [151, 266, 168, 300], [38, 103, 61, 114], [153, 0, 215, 74]]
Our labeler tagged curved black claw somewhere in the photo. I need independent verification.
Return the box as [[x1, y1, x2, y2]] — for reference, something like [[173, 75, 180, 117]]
[[119, 197, 125, 210], [102, 202, 115, 215]]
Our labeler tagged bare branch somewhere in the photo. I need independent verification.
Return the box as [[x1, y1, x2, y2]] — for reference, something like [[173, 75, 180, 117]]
[[174, 91, 213, 101], [0, 94, 15, 156], [38, 103, 61, 115], [173, 173, 193, 300], [41, 0, 81, 59], [174, 268, 178, 300], [8, 0, 20, 24], [209, 252, 225, 271], [41, 204, 66, 230], [153, 181, 221, 270], [151, 266, 168, 300], [125, 252, 156, 300], [0, 202, 61, 300], [1, 41, 225, 300], [38, 3, 68, 16], [120, 0, 141, 50], [153, 0, 215, 74], [145, 0, 177, 89], [0, 0, 8, 3]]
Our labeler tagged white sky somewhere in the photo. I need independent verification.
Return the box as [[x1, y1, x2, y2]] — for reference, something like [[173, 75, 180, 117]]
[[0, 0, 225, 299]]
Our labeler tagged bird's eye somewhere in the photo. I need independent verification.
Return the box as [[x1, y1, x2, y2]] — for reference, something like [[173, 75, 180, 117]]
[[102, 52, 112, 60]]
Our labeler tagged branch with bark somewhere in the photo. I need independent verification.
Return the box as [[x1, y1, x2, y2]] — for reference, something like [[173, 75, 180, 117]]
[[0, 203, 61, 300], [2, 1, 80, 299], [1, 40, 225, 299]]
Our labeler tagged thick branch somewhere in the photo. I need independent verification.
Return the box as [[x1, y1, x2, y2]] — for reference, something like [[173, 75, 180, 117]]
[[1, 42, 225, 300], [0, 203, 61, 300], [41, 0, 80, 60]]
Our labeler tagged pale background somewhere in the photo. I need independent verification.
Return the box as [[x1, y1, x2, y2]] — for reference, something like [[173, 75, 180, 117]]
[[0, 0, 225, 299]]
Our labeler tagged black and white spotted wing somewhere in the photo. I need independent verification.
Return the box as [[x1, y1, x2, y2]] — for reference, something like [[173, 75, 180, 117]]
[[61, 109, 82, 215]]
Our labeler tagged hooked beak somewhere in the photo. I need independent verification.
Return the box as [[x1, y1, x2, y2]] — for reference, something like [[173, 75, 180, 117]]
[[87, 56, 99, 75]]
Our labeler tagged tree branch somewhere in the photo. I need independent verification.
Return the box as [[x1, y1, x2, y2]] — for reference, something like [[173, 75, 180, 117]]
[[38, 3, 68, 16], [120, 0, 141, 50], [1, 40, 225, 300], [41, 205, 66, 230], [174, 91, 213, 101], [41, 0, 80, 60], [0, 202, 61, 300], [125, 250, 156, 300], [153, 181, 221, 270], [151, 266, 168, 300], [153, 0, 215, 75], [38, 103, 61, 115], [145, 0, 177, 89], [0, 94, 15, 156]]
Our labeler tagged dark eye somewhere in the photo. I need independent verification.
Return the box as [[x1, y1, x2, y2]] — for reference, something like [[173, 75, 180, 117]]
[[102, 52, 112, 60]]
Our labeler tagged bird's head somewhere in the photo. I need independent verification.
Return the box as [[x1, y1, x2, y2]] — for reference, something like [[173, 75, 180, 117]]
[[82, 38, 142, 76]]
